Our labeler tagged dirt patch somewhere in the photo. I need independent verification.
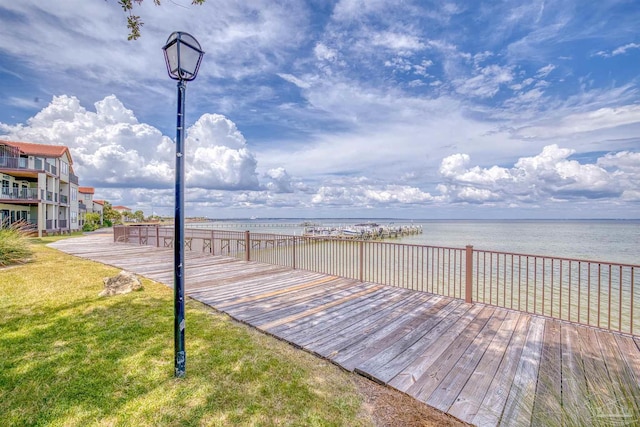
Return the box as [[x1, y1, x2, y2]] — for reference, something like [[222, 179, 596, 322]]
[[352, 375, 471, 427]]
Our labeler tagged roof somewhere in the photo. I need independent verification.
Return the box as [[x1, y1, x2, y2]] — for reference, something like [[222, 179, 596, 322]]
[[78, 186, 95, 194], [113, 205, 131, 211], [93, 200, 105, 206], [0, 140, 73, 164]]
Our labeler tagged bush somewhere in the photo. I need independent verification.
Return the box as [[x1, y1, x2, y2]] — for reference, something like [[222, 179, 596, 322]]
[[82, 223, 99, 232], [0, 222, 33, 267]]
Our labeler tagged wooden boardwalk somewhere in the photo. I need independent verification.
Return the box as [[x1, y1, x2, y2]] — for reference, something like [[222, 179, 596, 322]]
[[49, 234, 640, 427]]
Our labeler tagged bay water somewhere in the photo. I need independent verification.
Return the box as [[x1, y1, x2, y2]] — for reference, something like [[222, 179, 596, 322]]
[[192, 219, 639, 266]]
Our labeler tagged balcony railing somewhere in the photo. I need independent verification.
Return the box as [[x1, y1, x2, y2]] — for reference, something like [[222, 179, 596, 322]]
[[69, 172, 79, 185], [0, 187, 39, 200], [60, 194, 68, 204], [114, 225, 640, 336], [45, 163, 57, 175], [0, 156, 28, 169], [46, 191, 53, 201]]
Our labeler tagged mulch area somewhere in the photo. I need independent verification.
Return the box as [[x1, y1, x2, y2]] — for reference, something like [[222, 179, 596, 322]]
[[352, 375, 471, 427]]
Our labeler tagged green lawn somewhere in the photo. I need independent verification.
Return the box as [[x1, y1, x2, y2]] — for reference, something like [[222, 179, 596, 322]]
[[0, 239, 370, 426]]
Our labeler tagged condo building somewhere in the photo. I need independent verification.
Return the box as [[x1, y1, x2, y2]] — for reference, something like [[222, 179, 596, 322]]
[[0, 139, 86, 236]]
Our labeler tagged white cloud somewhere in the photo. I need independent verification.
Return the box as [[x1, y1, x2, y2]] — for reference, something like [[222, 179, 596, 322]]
[[596, 42, 640, 58], [0, 95, 260, 192], [438, 144, 639, 205], [278, 73, 312, 89], [1, 0, 639, 219], [515, 104, 640, 139], [612, 42, 640, 56], [311, 180, 434, 207], [263, 167, 294, 193], [597, 151, 640, 173], [535, 64, 556, 78], [371, 32, 425, 52], [454, 64, 514, 98], [314, 43, 338, 62], [331, 0, 390, 21]]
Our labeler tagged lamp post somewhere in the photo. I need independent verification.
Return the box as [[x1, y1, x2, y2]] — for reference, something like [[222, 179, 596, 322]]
[[162, 31, 204, 378]]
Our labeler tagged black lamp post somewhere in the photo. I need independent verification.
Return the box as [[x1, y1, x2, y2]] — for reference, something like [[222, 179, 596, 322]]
[[162, 31, 204, 378]]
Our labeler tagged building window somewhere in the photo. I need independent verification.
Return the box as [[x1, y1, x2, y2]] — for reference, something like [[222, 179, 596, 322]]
[[71, 211, 77, 224], [71, 188, 77, 201], [61, 161, 69, 175]]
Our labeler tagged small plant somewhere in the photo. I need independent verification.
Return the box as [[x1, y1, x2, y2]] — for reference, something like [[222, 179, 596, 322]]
[[0, 220, 34, 266]]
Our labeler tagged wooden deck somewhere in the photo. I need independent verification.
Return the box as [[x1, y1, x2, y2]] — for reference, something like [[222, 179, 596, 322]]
[[49, 234, 640, 427]]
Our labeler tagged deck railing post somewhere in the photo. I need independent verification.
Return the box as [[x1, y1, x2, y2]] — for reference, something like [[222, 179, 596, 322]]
[[245, 230, 250, 261], [155, 225, 160, 247], [359, 240, 364, 282], [292, 237, 297, 269], [465, 245, 474, 303]]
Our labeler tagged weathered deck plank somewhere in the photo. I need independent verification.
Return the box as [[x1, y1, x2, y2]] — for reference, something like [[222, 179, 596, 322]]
[[446, 310, 520, 421], [469, 313, 529, 427], [48, 234, 640, 427], [277, 287, 410, 344], [499, 316, 544, 427], [305, 293, 436, 359], [532, 319, 563, 423], [335, 296, 453, 371], [354, 299, 465, 381]]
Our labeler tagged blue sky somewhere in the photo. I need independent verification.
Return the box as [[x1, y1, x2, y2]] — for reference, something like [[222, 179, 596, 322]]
[[0, 0, 639, 219]]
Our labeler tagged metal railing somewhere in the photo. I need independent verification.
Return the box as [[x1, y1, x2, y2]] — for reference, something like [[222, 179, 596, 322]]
[[0, 187, 39, 200], [0, 156, 28, 169], [114, 225, 639, 335]]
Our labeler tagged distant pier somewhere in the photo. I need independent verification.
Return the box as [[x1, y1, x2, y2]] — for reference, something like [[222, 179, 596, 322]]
[[303, 223, 423, 240], [184, 221, 424, 241]]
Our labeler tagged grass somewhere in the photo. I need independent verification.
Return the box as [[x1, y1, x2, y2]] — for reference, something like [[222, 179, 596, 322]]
[[0, 238, 371, 426], [0, 222, 34, 266]]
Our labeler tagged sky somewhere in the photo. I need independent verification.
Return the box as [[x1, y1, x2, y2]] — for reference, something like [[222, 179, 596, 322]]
[[0, 0, 639, 219]]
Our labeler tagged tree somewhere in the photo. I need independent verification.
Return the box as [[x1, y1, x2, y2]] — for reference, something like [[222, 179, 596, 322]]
[[117, 0, 206, 40], [83, 212, 102, 232], [102, 201, 122, 225], [133, 210, 145, 222]]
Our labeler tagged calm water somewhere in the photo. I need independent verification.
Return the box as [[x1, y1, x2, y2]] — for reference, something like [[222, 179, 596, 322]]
[[192, 219, 640, 266]]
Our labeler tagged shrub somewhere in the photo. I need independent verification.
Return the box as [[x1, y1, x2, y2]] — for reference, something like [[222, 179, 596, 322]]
[[82, 223, 99, 232], [0, 221, 33, 266]]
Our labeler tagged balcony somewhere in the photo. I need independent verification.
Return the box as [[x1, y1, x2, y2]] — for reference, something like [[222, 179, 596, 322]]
[[60, 194, 68, 204], [0, 156, 29, 169], [69, 172, 79, 185], [1, 187, 39, 200]]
